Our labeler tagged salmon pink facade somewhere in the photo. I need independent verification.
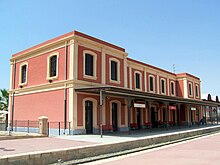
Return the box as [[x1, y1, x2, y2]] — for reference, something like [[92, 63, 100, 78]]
[[9, 31, 220, 134]]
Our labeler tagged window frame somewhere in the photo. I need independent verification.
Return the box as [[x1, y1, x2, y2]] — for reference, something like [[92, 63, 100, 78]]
[[19, 62, 28, 86], [195, 84, 199, 98], [134, 71, 142, 90], [47, 53, 59, 80], [149, 75, 155, 93], [170, 81, 175, 96], [83, 50, 97, 80], [160, 78, 166, 95], [109, 58, 120, 84], [188, 82, 193, 97]]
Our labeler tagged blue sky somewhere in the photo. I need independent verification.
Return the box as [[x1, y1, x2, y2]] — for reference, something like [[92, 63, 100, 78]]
[[0, 0, 220, 96]]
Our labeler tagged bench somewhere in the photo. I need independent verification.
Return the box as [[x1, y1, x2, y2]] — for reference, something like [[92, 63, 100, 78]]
[[144, 122, 151, 128], [99, 125, 113, 132], [130, 123, 138, 129], [169, 121, 174, 127]]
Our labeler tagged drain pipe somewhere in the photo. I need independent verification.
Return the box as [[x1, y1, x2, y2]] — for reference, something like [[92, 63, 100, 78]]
[[63, 41, 68, 134]]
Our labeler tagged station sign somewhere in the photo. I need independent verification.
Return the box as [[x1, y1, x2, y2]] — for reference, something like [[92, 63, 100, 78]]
[[169, 106, 176, 110], [134, 103, 146, 108], [191, 107, 196, 111]]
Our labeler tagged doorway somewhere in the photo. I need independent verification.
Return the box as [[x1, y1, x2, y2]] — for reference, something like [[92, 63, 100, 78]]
[[85, 101, 93, 134], [137, 108, 141, 129], [172, 110, 175, 126], [151, 107, 158, 127], [112, 103, 118, 132]]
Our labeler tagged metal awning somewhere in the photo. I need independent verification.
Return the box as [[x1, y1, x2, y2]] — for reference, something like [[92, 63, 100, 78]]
[[75, 86, 220, 107]]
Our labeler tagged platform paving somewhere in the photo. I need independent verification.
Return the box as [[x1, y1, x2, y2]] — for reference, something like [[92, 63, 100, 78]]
[[86, 132, 220, 165], [0, 125, 219, 165]]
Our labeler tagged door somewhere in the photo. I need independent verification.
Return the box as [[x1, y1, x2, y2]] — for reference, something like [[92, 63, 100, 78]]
[[137, 108, 141, 129], [172, 110, 175, 126], [163, 107, 166, 122], [151, 107, 158, 127], [85, 101, 93, 134], [112, 103, 118, 132]]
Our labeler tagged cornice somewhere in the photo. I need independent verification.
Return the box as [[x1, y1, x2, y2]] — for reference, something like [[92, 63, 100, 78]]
[[10, 35, 74, 62], [74, 35, 128, 57]]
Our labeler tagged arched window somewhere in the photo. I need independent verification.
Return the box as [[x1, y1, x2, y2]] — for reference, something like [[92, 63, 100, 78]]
[[19, 62, 28, 85], [83, 50, 97, 80], [109, 58, 120, 83], [135, 72, 141, 89], [21, 65, 27, 84], [170, 81, 175, 96], [149, 75, 155, 92], [47, 53, 59, 80], [111, 61, 118, 81], [188, 82, 193, 96], [50, 55, 57, 77], [85, 53, 94, 76], [195, 84, 199, 98], [160, 78, 166, 94]]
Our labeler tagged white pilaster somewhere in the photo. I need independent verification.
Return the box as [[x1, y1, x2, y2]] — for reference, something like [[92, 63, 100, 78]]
[[144, 67, 147, 92], [68, 87, 74, 129], [124, 98, 128, 126], [167, 77, 170, 96], [183, 78, 188, 98], [69, 40, 74, 79], [73, 87, 77, 129], [124, 56, 128, 88], [74, 40, 78, 80], [157, 74, 160, 94], [101, 48, 106, 84], [129, 67, 132, 89]]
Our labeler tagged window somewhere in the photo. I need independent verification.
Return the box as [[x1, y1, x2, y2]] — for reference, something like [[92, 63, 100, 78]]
[[135, 73, 140, 89], [149, 76, 154, 92], [85, 53, 94, 76], [109, 58, 120, 83], [19, 63, 28, 85], [170, 81, 175, 95], [83, 50, 97, 80], [49, 55, 57, 77], [161, 79, 166, 94], [195, 85, 199, 98], [111, 61, 118, 81], [21, 65, 27, 84], [47, 53, 59, 80], [189, 82, 193, 96]]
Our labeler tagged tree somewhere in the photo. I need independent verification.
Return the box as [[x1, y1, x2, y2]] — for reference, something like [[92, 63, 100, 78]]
[[0, 89, 9, 111]]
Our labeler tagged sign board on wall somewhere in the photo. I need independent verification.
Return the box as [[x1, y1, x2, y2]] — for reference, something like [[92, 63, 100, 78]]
[[134, 103, 146, 108], [191, 107, 196, 111], [169, 106, 176, 110]]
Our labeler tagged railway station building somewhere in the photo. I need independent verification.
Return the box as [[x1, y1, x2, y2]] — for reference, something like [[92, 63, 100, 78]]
[[9, 31, 220, 134]]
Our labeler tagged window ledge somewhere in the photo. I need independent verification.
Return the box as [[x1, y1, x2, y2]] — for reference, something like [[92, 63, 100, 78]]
[[135, 88, 142, 91], [83, 75, 97, 80], [47, 76, 58, 81], [19, 83, 27, 87], [110, 79, 121, 84]]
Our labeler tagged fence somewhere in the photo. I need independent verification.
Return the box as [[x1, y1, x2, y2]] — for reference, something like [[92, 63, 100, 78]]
[[1, 120, 71, 136], [48, 121, 71, 135], [14, 120, 39, 133]]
